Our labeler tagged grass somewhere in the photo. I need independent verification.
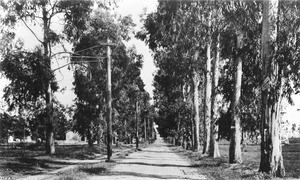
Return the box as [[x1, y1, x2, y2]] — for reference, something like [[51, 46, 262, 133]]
[[1, 139, 298, 180], [171, 138, 300, 180], [282, 138, 300, 178], [54, 163, 112, 180], [0, 142, 149, 180]]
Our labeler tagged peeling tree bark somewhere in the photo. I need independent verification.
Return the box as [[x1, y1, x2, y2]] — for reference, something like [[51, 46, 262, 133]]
[[203, 25, 212, 155], [209, 33, 220, 158], [43, 5, 55, 155], [229, 31, 243, 164], [260, 0, 285, 177], [192, 68, 200, 152]]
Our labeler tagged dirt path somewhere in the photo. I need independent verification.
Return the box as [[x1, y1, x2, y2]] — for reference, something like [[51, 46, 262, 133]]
[[92, 136, 206, 180]]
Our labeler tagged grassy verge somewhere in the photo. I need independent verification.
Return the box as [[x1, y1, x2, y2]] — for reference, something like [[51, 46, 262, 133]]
[[54, 142, 149, 179], [0, 142, 149, 180], [170, 139, 300, 180]]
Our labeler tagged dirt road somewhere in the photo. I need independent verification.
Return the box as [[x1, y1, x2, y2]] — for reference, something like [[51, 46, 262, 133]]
[[92, 136, 206, 180]]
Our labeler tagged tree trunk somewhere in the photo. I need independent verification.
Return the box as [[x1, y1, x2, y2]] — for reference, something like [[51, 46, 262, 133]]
[[87, 127, 94, 147], [45, 85, 55, 154], [203, 11, 212, 154], [192, 68, 200, 152], [147, 116, 151, 141], [151, 119, 154, 140], [42, 6, 55, 155], [229, 31, 243, 164], [190, 109, 195, 150], [115, 132, 119, 147], [260, 0, 285, 177], [144, 114, 147, 142], [176, 117, 182, 146], [202, 32, 212, 154], [209, 33, 220, 158]]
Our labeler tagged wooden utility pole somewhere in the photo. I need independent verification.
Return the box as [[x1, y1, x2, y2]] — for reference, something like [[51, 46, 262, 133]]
[[144, 111, 147, 142], [135, 101, 139, 149], [106, 38, 113, 162], [147, 114, 151, 141]]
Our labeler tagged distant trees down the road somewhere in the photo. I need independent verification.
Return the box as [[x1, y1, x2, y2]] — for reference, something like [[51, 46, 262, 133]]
[[138, 0, 300, 177]]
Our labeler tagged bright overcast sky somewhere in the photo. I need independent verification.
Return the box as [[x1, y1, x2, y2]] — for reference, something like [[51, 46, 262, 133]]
[[115, 0, 158, 102], [0, 0, 158, 108]]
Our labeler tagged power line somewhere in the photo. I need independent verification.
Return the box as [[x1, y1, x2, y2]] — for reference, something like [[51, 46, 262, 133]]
[[73, 44, 103, 54], [52, 58, 104, 72], [72, 42, 118, 54], [69, 56, 106, 59]]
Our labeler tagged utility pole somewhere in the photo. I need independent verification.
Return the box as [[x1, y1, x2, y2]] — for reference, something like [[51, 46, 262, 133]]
[[144, 112, 147, 142], [48, 40, 116, 161], [135, 101, 139, 149], [106, 38, 113, 162]]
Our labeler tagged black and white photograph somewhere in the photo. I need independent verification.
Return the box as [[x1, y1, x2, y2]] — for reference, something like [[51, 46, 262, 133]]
[[0, 0, 299, 179]]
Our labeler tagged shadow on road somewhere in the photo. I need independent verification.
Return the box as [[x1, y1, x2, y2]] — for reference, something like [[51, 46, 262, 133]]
[[141, 150, 177, 153], [108, 171, 200, 180], [3, 157, 76, 176], [118, 161, 192, 168]]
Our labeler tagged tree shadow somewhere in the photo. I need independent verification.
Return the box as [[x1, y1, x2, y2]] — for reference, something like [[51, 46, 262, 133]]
[[4, 162, 45, 175], [109, 171, 200, 180], [118, 161, 192, 168], [80, 167, 107, 175], [192, 157, 227, 167], [3, 157, 75, 176], [141, 150, 177, 154]]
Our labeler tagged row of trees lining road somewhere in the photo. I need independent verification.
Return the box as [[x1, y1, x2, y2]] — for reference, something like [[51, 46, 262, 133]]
[[0, 0, 154, 161], [138, 0, 300, 177]]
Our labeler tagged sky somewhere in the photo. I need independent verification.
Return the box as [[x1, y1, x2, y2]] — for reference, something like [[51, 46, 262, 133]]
[[115, 0, 158, 102], [0, 0, 158, 109]]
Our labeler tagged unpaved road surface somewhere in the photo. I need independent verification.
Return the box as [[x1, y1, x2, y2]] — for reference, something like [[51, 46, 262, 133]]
[[92, 137, 206, 180]]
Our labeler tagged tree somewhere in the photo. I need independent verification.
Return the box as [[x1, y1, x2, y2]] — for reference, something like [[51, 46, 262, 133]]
[[203, 0, 213, 155], [218, 1, 262, 163], [260, 0, 284, 176], [207, 0, 225, 158], [1, 0, 94, 154], [229, 30, 243, 164], [209, 32, 221, 158], [71, 9, 144, 156], [257, 0, 300, 176]]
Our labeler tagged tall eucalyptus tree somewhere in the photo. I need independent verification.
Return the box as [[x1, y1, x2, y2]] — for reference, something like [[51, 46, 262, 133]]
[[1, 0, 95, 154], [259, 0, 300, 176]]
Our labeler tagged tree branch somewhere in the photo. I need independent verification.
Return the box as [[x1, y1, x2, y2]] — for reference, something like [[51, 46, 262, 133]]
[[49, 0, 63, 20], [20, 18, 43, 44], [33, 15, 43, 19]]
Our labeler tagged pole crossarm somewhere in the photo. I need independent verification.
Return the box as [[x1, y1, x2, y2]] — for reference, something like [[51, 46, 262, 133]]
[[70, 56, 105, 59], [52, 58, 105, 72], [51, 42, 117, 59]]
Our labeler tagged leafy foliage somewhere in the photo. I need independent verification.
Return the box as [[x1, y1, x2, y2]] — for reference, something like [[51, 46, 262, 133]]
[[2, 48, 58, 110], [71, 9, 148, 145]]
